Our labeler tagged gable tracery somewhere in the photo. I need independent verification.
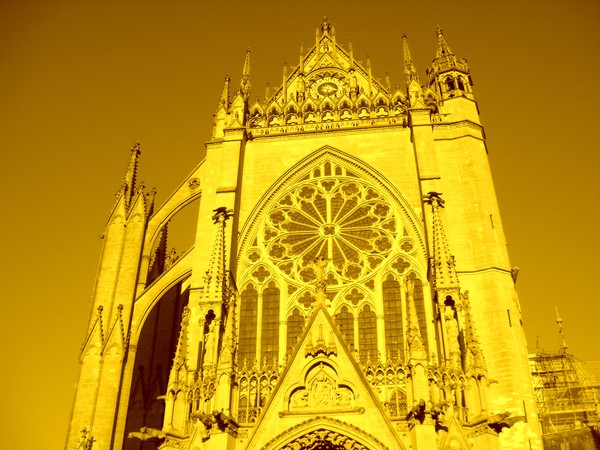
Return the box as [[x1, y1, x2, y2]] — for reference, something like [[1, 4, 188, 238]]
[[237, 152, 431, 371]]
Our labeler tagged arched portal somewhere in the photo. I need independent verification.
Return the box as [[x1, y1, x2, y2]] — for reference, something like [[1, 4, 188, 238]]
[[279, 428, 372, 449], [262, 416, 398, 450]]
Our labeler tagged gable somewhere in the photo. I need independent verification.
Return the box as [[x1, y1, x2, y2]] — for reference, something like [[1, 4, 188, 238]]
[[243, 304, 405, 450]]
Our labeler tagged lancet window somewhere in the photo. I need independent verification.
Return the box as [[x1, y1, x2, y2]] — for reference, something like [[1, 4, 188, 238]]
[[238, 281, 281, 369], [408, 272, 429, 350], [260, 282, 280, 366], [286, 309, 305, 355], [237, 156, 428, 370], [383, 274, 404, 360], [358, 305, 378, 363], [239, 284, 258, 368], [334, 306, 355, 350]]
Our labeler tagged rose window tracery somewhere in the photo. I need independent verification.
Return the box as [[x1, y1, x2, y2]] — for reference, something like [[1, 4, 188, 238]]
[[263, 176, 399, 287]]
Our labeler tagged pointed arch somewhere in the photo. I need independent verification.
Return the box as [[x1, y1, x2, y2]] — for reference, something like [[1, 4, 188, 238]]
[[286, 308, 305, 355], [260, 281, 280, 365], [263, 416, 398, 450], [334, 305, 355, 351], [237, 146, 427, 369], [238, 283, 259, 369], [382, 272, 405, 361], [238, 146, 426, 260], [358, 304, 378, 363]]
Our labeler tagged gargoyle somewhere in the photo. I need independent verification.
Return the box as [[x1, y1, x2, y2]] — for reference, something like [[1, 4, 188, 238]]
[[486, 412, 526, 433], [127, 427, 165, 441], [406, 399, 427, 424]]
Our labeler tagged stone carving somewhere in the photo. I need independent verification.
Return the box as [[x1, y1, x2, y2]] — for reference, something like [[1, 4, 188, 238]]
[[75, 428, 95, 449], [289, 364, 355, 410], [127, 427, 165, 442], [264, 177, 399, 288]]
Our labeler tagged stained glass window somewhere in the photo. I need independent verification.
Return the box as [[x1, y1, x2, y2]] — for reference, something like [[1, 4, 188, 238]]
[[335, 306, 354, 350], [286, 309, 305, 355], [383, 274, 404, 360], [239, 284, 258, 368], [264, 178, 398, 287], [358, 305, 378, 363], [408, 273, 429, 351], [261, 282, 280, 365]]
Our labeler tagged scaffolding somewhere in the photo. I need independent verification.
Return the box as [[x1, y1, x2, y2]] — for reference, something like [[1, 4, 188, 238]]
[[528, 309, 600, 448], [530, 350, 599, 432]]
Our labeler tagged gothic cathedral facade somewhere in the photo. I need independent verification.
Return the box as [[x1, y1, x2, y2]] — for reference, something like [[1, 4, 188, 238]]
[[67, 20, 543, 450]]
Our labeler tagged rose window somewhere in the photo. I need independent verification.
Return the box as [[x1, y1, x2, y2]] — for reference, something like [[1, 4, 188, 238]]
[[263, 176, 399, 286]]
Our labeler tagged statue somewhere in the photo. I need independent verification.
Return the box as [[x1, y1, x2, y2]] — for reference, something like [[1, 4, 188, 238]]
[[204, 321, 216, 367], [297, 74, 306, 102], [444, 306, 459, 346], [75, 428, 95, 450]]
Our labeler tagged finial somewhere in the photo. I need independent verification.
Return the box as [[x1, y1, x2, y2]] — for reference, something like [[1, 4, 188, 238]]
[[264, 83, 271, 103], [424, 192, 459, 293], [240, 48, 251, 98], [366, 55, 373, 94], [435, 25, 454, 58], [406, 276, 426, 360], [121, 142, 141, 210], [555, 306, 568, 354], [219, 75, 231, 109], [211, 206, 233, 224], [282, 63, 288, 101], [321, 17, 331, 34], [348, 39, 354, 66], [402, 34, 420, 85]]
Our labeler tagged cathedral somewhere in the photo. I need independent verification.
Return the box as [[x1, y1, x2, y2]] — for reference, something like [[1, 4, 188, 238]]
[[67, 19, 543, 450]]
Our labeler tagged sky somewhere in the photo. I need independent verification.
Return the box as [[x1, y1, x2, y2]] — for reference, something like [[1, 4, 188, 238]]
[[1, 1, 599, 449]]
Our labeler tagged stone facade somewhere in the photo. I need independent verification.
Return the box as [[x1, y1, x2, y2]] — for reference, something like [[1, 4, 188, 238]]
[[66, 19, 543, 450]]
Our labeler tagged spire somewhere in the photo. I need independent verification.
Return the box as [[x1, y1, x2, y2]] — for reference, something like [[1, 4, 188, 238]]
[[239, 48, 251, 99], [428, 27, 472, 101], [435, 25, 454, 59], [425, 192, 459, 292], [120, 142, 141, 212], [366, 55, 373, 95], [348, 39, 354, 67], [282, 62, 288, 102], [402, 34, 420, 85], [299, 42, 305, 72], [431, 26, 469, 76], [556, 306, 568, 354], [171, 306, 191, 369], [217, 290, 237, 372], [462, 291, 487, 375], [201, 207, 234, 306], [218, 75, 231, 110]]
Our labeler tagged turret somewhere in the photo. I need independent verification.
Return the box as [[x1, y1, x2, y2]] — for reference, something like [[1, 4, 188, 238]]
[[426, 27, 474, 102], [212, 50, 251, 139]]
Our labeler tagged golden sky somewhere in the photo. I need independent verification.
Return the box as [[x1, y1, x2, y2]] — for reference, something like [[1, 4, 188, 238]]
[[1, 1, 599, 449]]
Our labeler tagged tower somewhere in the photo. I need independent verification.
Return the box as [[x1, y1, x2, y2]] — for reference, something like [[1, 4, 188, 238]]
[[67, 20, 542, 450]]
